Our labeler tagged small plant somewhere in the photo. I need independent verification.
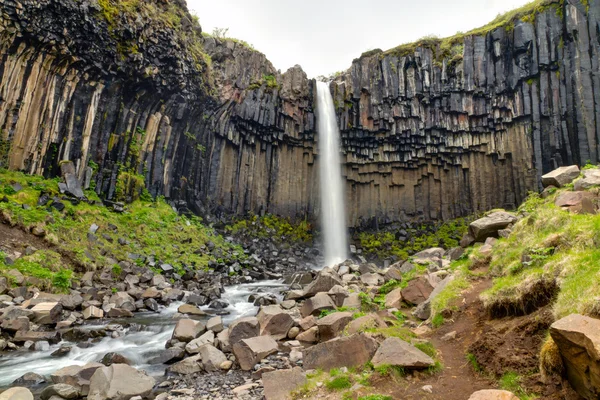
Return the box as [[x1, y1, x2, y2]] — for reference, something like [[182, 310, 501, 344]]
[[112, 264, 122, 277], [466, 353, 482, 373], [325, 375, 352, 391], [378, 279, 401, 295]]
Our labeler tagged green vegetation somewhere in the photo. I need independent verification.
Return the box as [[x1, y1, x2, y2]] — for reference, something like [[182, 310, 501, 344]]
[[499, 371, 537, 400], [226, 214, 312, 244], [478, 186, 600, 318], [357, 218, 469, 261], [371, 0, 564, 64], [247, 74, 280, 90], [0, 170, 245, 278], [466, 352, 482, 373], [357, 396, 393, 400], [0, 249, 73, 293], [325, 375, 352, 390]]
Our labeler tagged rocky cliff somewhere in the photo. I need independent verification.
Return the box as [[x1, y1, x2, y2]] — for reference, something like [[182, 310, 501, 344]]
[[0, 0, 599, 228]]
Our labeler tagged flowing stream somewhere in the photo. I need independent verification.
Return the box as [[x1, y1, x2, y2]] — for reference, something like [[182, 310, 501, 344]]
[[0, 280, 286, 386], [316, 81, 348, 266]]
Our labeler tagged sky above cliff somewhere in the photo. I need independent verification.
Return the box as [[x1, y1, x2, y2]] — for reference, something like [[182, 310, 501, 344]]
[[189, 0, 531, 78]]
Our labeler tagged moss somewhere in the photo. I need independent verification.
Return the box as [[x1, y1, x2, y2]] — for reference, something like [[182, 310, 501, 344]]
[[499, 371, 537, 400], [226, 214, 312, 244]]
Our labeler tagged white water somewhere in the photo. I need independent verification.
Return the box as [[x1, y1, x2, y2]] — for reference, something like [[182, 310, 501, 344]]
[[316, 81, 348, 266], [0, 280, 286, 386]]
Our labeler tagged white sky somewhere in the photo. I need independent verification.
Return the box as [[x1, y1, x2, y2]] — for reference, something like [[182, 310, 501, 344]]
[[188, 0, 532, 78]]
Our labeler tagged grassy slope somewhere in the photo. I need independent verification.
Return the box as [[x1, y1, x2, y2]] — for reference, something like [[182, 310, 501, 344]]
[[0, 169, 245, 291]]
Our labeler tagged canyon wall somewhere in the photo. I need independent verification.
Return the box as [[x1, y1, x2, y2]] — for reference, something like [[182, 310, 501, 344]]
[[0, 0, 599, 227]]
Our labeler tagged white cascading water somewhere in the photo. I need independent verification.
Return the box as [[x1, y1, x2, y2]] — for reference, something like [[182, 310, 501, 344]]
[[316, 81, 348, 266]]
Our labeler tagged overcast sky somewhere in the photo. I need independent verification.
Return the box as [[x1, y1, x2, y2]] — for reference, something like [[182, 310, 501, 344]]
[[188, 0, 531, 78]]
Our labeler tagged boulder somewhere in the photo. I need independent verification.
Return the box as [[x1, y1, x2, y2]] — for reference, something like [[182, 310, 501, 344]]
[[197, 344, 227, 372], [51, 363, 103, 395], [31, 302, 63, 324], [106, 308, 133, 318], [172, 319, 205, 342], [413, 248, 445, 260], [148, 348, 185, 365], [414, 275, 454, 320], [60, 294, 84, 311], [262, 367, 307, 400], [300, 292, 336, 317], [575, 168, 600, 191], [401, 277, 434, 306], [328, 285, 348, 307], [316, 312, 352, 341], [469, 212, 518, 242], [88, 364, 155, 400], [216, 328, 231, 353], [342, 293, 361, 309], [302, 271, 342, 297], [550, 314, 600, 399], [347, 313, 387, 335], [206, 316, 223, 333], [296, 326, 319, 343], [371, 337, 434, 369], [384, 265, 403, 282], [2, 316, 30, 332], [233, 335, 279, 371], [14, 331, 60, 344], [185, 331, 215, 353], [101, 352, 132, 366], [0, 388, 33, 400], [541, 165, 581, 188], [83, 306, 104, 320], [109, 293, 136, 312], [303, 333, 379, 371], [177, 304, 206, 316], [12, 372, 46, 387], [228, 317, 260, 346], [257, 305, 294, 340], [40, 384, 79, 400], [468, 390, 519, 400], [360, 273, 384, 286], [168, 355, 203, 375], [555, 191, 597, 214], [385, 288, 403, 309]]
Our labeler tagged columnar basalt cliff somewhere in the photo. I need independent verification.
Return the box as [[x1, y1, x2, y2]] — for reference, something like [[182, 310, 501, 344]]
[[0, 0, 599, 227]]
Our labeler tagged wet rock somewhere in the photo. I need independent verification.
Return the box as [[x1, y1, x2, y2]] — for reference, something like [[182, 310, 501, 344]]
[[177, 304, 206, 316], [172, 319, 206, 342], [300, 292, 336, 317], [550, 314, 600, 399], [51, 346, 72, 357], [228, 317, 260, 346], [542, 165, 580, 188], [468, 390, 519, 400], [13, 331, 60, 344], [88, 364, 155, 400], [257, 305, 294, 340], [12, 372, 46, 387], [469, 212, 518, 242], [232, 335, 279, 371], [317, 312, 352, 341], [262, 367, 307, 400], [101, 352, 132, 366], [371, 337, 434, 369], [40, 384, 79, 400], [0, 387, 34, 400], [149, 348, 185, 365], [303, 333, 379, 371]]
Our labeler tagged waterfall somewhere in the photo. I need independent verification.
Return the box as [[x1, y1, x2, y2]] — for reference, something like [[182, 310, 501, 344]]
[[316, 81, 348, 266]]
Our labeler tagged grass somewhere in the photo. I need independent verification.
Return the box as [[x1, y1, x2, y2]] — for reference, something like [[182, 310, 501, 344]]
[[0, 249, 73, 293], [478, 186, 600, 319], [466, 352, 482, 373], [325, 375, 352, 390], [0, 169, 246, 287], [430, 254, 473, 326], [226, 213, 312, 244], [378, 0, 563, 63], [499, 371, 538, 400]]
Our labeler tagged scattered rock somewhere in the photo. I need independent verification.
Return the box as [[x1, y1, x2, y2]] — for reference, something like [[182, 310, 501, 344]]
[[550, 314, 600, 399], [101, 352, 132, 366], [469, 212, 518, 242], [317, 312, 353, 341], [303, 334, 379, 371], [83, 306, 104, 320], [302, 271, 342, 297], [257, 305, 294, 340], [262, 367, 307, 400], [401, 277, 434, 306], [40, 384, 79, 400], [228, 317, 260, 346], [232, 335, 279, 371], [468, 390, 519, 400], [168, 355, 203, 375], [206, 316, 223, 333], [575, 168, 600, 191], [88, 364, 155, 400], [177, 304, 206, 316], [0, 387, 34, 400], [172, 319, 205, 342], [300, 292, 336, 317], [347, 313, 387, 335], [197, 344, 227, 372], [541, 165, 580, 188], [12, 372, 46, 387], [371, 337, 434, 369]]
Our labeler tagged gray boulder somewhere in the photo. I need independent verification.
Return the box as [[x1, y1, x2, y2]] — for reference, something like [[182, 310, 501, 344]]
[[88, 364, 155, 400], [371, 337, 434, 369], [300, 292, 336, 317], [303, 334, 378, 371], [542, 165, 580, 188], [469, 212, 517, 242], [232, 336, 278, 371]]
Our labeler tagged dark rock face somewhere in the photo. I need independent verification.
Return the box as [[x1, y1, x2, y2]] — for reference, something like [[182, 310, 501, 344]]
[[1, 0, 600, 227]]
